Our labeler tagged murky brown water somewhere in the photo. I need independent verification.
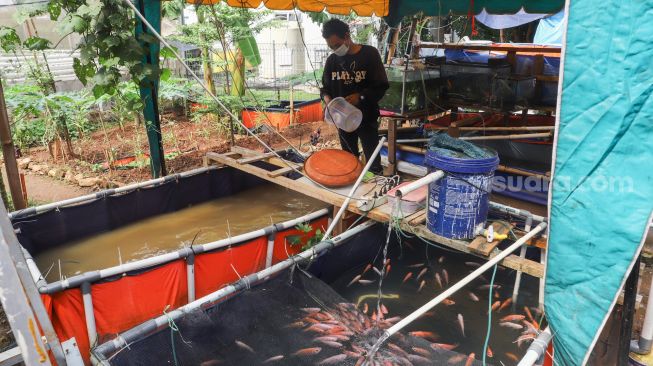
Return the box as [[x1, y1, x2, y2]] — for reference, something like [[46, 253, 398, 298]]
[[35, 185, 327, 281]]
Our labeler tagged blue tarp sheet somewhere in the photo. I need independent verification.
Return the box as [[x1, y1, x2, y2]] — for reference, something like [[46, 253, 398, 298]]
[[533, 10, 565, 45], [545, 1, 653, 365]]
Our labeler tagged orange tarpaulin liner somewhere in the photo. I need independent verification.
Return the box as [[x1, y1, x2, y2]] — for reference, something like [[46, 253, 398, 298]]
[[272, 216, 328, 263], [42, 290, 90, 365], [195, 237, 268, 298], [187, 0, 389, 16], [92, 260, 188, 336]]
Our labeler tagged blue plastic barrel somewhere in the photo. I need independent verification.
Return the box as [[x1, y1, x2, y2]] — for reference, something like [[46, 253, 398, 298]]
[[425, 149, 499, 239]]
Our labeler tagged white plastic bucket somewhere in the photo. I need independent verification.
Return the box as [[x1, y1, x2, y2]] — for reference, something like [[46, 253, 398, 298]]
[[324, 97, 363, 132]]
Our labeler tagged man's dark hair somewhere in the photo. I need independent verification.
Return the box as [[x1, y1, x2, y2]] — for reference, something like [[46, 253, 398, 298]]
[[322, 18, 350, 39]]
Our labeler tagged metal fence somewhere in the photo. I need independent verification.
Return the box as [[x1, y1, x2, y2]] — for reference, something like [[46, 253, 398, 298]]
[[183, 43, 330, 92]]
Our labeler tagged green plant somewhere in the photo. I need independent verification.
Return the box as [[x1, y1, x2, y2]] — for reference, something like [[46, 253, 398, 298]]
[[288, 222, 324, 251]]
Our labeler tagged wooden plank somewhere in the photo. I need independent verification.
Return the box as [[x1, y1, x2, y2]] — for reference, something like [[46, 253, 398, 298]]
[[438, 43, 561, 54], [268, 166, 299, 178], [468, 222, 513, 256], [237, 151, 277, 164], [206, 151, 545, 278], [407, 210, 427, 226]]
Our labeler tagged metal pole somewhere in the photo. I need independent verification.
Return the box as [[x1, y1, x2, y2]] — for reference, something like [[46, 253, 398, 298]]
[[323, 137, 386, 239], [0, 199, 65, 364], [369, 222, 547, 355], [619, 255, 641, 366], [272, 40, 279, 102], [0, 82, 26, 209], [135, 0, 166, 178], [632, 268, 653, 354]]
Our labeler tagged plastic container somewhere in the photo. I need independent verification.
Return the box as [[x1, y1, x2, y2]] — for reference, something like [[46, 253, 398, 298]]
[[304, 149, 362, 187], [324, 97, 362, 132], [441, 61, 511, 104], [425, 148, 499, 239], [491, 75, 536, 109], [387, 182, 428, 217]]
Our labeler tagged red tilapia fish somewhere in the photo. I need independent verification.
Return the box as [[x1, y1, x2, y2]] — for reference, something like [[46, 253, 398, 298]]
[[282, 302, 449, 365]]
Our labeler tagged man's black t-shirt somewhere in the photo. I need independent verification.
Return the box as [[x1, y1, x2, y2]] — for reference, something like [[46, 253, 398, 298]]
[[320, 45, 389, 122]]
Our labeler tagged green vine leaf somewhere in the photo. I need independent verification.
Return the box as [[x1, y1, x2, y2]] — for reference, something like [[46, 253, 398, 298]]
[[0, 27, 20, 52], [47, 1, 61, 20], [23, 37, 51, 51]]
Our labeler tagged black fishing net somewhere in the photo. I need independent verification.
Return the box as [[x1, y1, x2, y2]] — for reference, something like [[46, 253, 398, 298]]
[[96, 267, 485, 366], [427, 133, 496, 160]]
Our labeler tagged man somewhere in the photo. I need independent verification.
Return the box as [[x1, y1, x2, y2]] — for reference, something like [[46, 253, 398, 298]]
[[320, 18, 389, 174]]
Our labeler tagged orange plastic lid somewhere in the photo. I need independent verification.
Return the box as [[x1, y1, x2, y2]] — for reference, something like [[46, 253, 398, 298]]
[[304, 149, 363, 187]]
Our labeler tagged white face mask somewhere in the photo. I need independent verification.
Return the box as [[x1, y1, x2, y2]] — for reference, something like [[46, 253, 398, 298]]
[[333, 43, 349, 57]]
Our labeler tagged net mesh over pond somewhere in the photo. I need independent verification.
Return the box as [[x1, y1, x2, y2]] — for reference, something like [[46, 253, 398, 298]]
[[95, 268, 483, 366]]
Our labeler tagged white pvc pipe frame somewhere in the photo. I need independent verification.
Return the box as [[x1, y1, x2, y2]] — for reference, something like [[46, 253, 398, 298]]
[[92, 220, 376, 361], [371, 222, 548, 352], [323, 137, 386, 239], [517, 326, 553, 366]]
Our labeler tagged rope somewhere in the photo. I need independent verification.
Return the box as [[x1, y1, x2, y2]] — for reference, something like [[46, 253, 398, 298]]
[[163, 305, 191, 366], [482, 264, 498, 366]]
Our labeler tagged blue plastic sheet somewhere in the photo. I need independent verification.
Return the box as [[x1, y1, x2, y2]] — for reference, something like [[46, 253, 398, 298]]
[[545, 1, 653, 365], [475, 8, 547, 30], [533, 10, 565, 45]]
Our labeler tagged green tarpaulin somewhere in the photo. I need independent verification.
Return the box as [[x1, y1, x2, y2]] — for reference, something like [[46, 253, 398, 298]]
[[545, 1, 653, 365], [385, 0, 564, 25]]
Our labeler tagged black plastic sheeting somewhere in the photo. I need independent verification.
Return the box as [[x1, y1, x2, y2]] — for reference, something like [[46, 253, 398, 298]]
[[12, 167, 267, 257], [96, 223, 484, 366]]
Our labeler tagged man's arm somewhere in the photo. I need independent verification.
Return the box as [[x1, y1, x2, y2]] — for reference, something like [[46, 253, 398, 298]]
[[360, 48, 389, 104], [320, 56, 334, 104]]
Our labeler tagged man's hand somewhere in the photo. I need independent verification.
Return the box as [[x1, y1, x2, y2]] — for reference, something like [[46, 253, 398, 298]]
[[345, 93, 361, 106]]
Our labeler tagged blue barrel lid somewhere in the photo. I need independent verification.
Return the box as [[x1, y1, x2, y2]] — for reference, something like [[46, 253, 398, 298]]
[[425, 148, 499, 174]]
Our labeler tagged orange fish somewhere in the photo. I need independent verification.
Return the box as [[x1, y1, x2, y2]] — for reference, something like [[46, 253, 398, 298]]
[[385, 264, 391, 277], [384, 259, 391, 266], [468, 292, 480, 302], [362, 303, 368, 314], [347, 275, 361, 287], [498, 298, 512, 312], [439, 256, 445, 263], [501, 314, 525, 322], [411, 347, 431, 357], [505, 352, 519, 361], [409, 331, 438, 341], [448, 354, 466, 364], [317, 354, 347, 365], [381, 303, 389, 315], [524, 306, 535, 323], [362, 264, 372, 275], [387, 343, 409, 356], [402, 272, 413, 283], [442, 269, 449, 285], [465, 353, 475, 366], [443, 298, 456, 306], [435, 273, 444, 289], [487, 346, 493, 358], [417, 267, 428, 281], [491, 301, 501, 312], [431, 343, 458, 351], [262, 355, 284, 364], [292, 347, 322, 357], [418, 280, 426, 292], [235, 340, 254, 353]]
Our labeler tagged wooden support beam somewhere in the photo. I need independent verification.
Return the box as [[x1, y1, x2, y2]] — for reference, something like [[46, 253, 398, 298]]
[[206, 151, 546, 279], [468, 222, 513, 256], [0, 82, 26, 209]]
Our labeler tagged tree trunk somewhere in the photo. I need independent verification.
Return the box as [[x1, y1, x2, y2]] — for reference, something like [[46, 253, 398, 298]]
[[196, 10, 217, 96]]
